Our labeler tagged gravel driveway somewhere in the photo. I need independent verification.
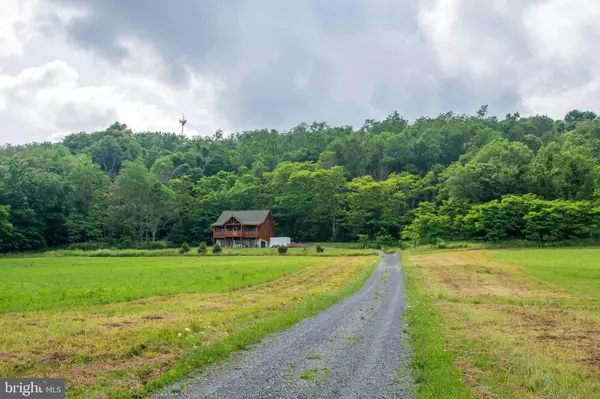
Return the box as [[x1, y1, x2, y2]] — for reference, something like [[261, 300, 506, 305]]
[[156, 253, 414, 399]]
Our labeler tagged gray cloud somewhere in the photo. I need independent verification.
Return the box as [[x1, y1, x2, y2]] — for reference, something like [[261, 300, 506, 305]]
[[11, 0, 599, 140], [42, 0, 488, 130]]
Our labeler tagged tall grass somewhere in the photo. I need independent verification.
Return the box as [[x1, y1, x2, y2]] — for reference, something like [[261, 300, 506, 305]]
[[309, 242, 367, 249], [405, 238, 600, 253], [2, 247, 377, 258]]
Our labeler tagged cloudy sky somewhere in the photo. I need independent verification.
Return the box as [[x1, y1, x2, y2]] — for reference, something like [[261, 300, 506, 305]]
[[1, 0, 599, 145]]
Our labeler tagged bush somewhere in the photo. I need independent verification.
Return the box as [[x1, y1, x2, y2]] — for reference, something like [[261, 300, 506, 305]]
[[212, 243, 222, 254], [179, 242, 190, 254], [316, 245, 324, 253], [149, 241, 168, 250], [357, 234, 371, 248], [375, 233, 396, 247], [67, 242, 105, 251], [277, 245, 288, 255], [197, 242, 207, 255]]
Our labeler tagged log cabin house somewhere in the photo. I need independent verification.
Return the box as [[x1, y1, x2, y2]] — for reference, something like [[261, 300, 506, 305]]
[[211, 210, 274, 248]]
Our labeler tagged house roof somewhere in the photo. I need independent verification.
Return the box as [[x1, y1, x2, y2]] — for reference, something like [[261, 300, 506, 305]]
[[211, 210, 270, 226]]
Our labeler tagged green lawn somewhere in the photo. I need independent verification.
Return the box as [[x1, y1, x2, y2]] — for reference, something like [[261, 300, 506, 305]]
[[492, 248, 600, 298], [0, 256, 328, 313]]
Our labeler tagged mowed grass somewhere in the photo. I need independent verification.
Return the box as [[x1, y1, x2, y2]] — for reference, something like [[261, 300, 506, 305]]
[[403, 249, 600, 399], [492, 249, 600, 299], [0, 255, 377, 399], [0, 257, 326, 313]]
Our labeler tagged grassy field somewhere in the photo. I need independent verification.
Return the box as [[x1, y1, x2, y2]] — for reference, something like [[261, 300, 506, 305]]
[[0, 257, 326, 313], [4, 246, 376, 258], [0, 255, 377, 398], [403, 248, 600, 399], [492, 249, 600, 298]]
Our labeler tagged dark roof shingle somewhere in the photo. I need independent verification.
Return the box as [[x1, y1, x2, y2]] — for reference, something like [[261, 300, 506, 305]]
[[211, 210, 270, 226]]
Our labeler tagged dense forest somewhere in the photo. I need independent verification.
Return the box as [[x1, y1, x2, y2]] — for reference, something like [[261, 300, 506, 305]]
[[1, 106, 600, 252]]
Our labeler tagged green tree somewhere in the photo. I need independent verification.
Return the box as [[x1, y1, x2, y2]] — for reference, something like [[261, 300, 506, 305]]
[[528, 143, 598, 200], [444, 139, 533, 203], [0, 205, 14, 252], [91, 125, 140, 179], [402, 202, 451, 245], [150, 156, 176, 184], [62, 155, 110, 243], [109, 162, 173, 243]]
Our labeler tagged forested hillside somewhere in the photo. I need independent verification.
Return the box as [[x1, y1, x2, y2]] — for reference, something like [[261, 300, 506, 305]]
[[1, 107, 600, 252]]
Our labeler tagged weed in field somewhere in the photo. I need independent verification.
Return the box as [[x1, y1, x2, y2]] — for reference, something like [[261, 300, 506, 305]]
[[341, 335, 364, 341], [299, 367, 333, 383], [381, 268, 391, 283]]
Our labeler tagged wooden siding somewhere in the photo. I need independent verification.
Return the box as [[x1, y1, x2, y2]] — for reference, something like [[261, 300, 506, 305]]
[[212, 210, 275, 246], [213, 230, 259, 239]]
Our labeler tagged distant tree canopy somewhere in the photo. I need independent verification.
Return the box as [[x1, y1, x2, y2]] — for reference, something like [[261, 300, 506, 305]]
[[1, 108, 600, 251]]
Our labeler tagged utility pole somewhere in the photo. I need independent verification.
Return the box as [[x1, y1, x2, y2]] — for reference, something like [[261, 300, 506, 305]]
[[178, 113, 187, 135]]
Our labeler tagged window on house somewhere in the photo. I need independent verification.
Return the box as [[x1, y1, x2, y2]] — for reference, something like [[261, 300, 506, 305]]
[[246, 226, 256, 232], [219, 227, 224, 232]]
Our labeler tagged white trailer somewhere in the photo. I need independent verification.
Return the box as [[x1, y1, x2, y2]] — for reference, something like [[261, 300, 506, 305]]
[[269, 237, 291, 248]]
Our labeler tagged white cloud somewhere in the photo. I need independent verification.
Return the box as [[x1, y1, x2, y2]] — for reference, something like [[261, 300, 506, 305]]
[[0, 1, 225, 144], [522, 79, 600, 117], [0, 0, 39, 59], [523, 0, 600, 62], [48, 131, 69, 142], [519, 0, 600, 116], [3, 0, 600, 145], [418, 0, 530, 78], [418, 0, 491, 77], [0, 59, 223, 142]]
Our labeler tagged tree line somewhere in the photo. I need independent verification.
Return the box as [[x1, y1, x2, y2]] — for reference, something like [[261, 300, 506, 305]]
[[1, 107, 600, 252]]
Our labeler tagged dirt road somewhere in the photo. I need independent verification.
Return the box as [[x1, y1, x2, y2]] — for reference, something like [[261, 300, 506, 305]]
[[157, 253, 414, 398]]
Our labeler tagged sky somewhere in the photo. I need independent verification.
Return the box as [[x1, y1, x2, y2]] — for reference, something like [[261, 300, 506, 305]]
[[1, 0, 599, 145]]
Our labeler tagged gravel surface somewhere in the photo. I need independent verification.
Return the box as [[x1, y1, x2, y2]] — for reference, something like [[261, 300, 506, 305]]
[[156, 253, 414, 399]]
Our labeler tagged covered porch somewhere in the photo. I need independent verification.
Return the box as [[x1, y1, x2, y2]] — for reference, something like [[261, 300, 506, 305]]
[[214, 238, 268, 248]]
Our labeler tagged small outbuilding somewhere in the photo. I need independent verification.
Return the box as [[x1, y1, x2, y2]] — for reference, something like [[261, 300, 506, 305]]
[[269, 237, 291, 248], [211, 210, 274, 248]]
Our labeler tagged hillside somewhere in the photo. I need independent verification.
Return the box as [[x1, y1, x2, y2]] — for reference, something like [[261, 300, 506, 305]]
[[1, 108, 600, 251]]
